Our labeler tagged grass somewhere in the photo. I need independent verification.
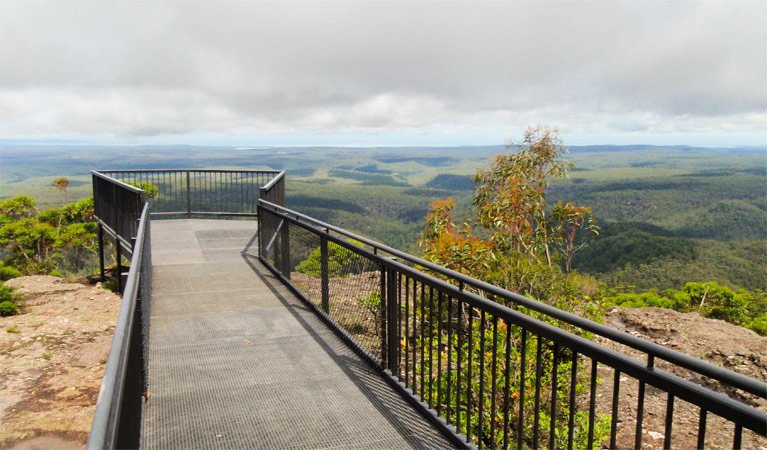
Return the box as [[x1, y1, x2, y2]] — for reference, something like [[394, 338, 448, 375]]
[[6, 326, 19, 333]]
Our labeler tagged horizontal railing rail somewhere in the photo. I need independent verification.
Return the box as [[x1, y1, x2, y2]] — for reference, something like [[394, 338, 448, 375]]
[[257, 199, 767, 450], [99, 169, 284, 217], [259, 170, 286, 206]]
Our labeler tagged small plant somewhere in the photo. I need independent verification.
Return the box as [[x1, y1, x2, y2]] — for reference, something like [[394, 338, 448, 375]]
[[0, 265, 21, 281], [42, 353, 52, 360], [0, 283, 23, 316], [0, 300, 19, 316], [6, 326, 19, 333], [103, 277, 120, 293]]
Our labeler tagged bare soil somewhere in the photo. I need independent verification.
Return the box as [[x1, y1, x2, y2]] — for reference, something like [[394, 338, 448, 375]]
[[0, 276, 120, 449]]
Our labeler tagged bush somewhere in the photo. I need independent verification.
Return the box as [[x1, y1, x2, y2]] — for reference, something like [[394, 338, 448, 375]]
[[0, 300, 19, 316], [295, 239, 368, 278], [0, 265, 21, 281], [746, 314, 767, 336], [0, 283, 23, 316]]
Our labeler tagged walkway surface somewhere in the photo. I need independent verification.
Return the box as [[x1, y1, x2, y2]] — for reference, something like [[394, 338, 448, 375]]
[[142, 219, 453, 449]]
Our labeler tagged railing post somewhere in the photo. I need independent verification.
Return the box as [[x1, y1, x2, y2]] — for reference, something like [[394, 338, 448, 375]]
[[386, 265, 399, 374], [380, 263, 387, 368], [116, 244, 123, 294], [97, 223, 105, 282], [186, 171, 191, 218], [257, 207, 263, 257], [320, 235, 329, 313], [280, 219, 291, 280]]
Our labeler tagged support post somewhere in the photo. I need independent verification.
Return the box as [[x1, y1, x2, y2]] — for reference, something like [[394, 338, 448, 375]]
[[280, 219, 290, 279], [116, 244, 123, 294], [380, 264, 387, 368], [186, 171, 191, 218], [320, 235, 329, 313], [97, 223, 105, 281], [257, 208, 263, 257], [386, 265, 399, 374]]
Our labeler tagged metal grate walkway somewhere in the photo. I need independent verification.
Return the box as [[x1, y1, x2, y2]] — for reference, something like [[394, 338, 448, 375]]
[[142, 219, 453, 449]]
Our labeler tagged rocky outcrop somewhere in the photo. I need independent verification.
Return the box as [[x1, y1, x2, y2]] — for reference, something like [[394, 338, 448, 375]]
[[0, 276, 120, 449]]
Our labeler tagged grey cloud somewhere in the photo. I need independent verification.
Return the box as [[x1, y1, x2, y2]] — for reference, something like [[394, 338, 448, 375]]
[[0, 0, 765, 140]]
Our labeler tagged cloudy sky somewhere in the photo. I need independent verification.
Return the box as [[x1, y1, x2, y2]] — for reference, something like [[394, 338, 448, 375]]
[[1, 0, 765, 147]]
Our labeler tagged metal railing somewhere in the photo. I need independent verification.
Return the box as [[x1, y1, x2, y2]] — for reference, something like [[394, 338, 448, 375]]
[[89, 172, 152, 449], [257, 200, 767, 450], [99, 169, 284, 217]]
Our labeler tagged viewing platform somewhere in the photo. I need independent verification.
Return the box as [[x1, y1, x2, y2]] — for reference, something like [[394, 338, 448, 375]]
[[144, 219, 452, 449], [86, 169, 766, 450]]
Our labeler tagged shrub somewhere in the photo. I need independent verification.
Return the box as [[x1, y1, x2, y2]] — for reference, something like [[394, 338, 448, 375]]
[[0, 283, 23, 316], [0, 300, 19, 316], [295, 239, 368, 278], [0, 265, 21, 281], [746, 314, 767, 336]]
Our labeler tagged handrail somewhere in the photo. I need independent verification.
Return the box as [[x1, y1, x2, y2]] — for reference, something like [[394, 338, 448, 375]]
[[260, 170, 285, 192], [88, 202, 150, 450], [99, 169, 283, 174], [257, 199, 767, 399], [92, 171, 146, 194]]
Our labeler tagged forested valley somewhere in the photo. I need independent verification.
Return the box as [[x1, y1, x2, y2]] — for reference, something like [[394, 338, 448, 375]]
[[1, 137, 765, 335]]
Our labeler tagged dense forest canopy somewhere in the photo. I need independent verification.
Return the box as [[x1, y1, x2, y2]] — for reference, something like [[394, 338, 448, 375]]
[[1, 140, 765, 330]]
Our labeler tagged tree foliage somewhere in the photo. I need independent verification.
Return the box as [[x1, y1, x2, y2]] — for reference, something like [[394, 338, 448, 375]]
[[0, 192, 97, 276], [418, 127, 606, 448], [420, 126, 599, 302]]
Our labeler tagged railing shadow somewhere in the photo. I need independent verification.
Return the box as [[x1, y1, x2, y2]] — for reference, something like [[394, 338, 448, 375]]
[[239, 252, 450, 449]]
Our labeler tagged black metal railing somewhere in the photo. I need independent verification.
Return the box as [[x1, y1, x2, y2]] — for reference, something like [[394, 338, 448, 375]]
[[99, 169, 284, 217], [257, 200, 767, 450], [88, 175, 152, 449]]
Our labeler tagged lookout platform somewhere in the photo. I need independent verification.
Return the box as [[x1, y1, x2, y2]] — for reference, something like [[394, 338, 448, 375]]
[[142, 219, 452, 449]]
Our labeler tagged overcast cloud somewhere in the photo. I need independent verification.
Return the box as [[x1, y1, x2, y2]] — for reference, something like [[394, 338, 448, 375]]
[[0, 0, 765, 146]]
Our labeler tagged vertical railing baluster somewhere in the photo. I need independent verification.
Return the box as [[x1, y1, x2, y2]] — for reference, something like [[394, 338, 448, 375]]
[[588, 359, 598, 450], [437, 291, 443, 416], [446, 295, 453, 425], [518, 328, 527, 450], [610, 370, 621, 449], [663, 394, 674, 450], [280, 217, 290, 280], [404, 276, 410, 387], [412, 280, 418, 395], [380, 264, 388, 367], [478, 310, 486, 449], [320, 236, 329, 313], [533, 337, 543, 450], [428, 286, 434, 406], [490, 316, 499, 448], [456, 300, 463, 437], [635, 355, 653, 450], [386, 266, 398, 374], [733, 424, 742, 450], [467, 306, 474, 442], [420, 282, 426, 401], [503, 319, 511, 450], [697, 409, 707, 449], [186, 170, 191, 218], [550, 343, 559, 450]]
